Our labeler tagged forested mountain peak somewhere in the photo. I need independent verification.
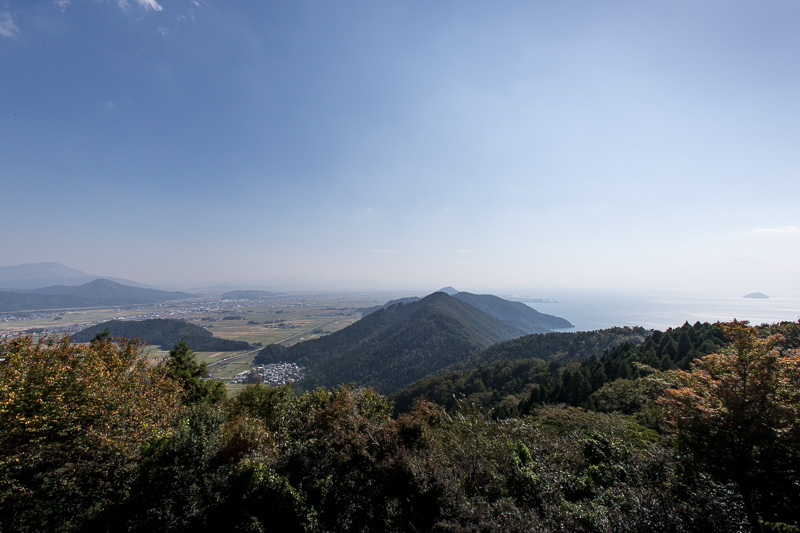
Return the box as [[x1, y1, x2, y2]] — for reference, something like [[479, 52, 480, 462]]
[[255, 291, 528, 394], [359, 289, 572, 335], [72, 318, 251, 352]]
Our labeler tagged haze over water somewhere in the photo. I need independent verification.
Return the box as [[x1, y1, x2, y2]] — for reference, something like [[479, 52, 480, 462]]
[[516, 289, 800, 332]]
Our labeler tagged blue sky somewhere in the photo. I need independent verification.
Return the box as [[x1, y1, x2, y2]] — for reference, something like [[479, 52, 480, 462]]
[[2, 0, 799, 292]]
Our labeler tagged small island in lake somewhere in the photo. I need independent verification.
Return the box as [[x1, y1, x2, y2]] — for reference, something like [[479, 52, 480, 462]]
[[743, 292, 769, 299]]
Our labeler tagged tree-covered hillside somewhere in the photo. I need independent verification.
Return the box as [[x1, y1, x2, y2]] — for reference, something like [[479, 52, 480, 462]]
[[452, 291, 573, 332], [458, 326, 650, 369], [5, 320, 799, 531], [393, 322, 725, 417], [358, 290, 573, 334], [255, 292, 528, 394], [72, 318, 251, 351], [0, 322, 800, 533]]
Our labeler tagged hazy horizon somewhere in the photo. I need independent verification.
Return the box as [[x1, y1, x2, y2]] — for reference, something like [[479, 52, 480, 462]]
[[3, 1, 799, 293]]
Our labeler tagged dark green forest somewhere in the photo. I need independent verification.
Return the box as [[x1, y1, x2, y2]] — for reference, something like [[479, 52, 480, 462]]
[[255, 292, 530, 394], [392, 322, 720, 416], [2, 319, 799, 532], [72, 318, 252, 351]]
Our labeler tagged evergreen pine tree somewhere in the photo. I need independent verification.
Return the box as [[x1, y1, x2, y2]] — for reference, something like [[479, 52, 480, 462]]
[[166, 340, 226, 404]]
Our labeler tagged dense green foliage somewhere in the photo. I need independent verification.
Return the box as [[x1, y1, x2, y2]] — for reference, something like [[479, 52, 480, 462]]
[[459, 325, 650, 368], [392, 323, 726, 418], [3, 320, 799, 532], [393, 326, 649, 414], [49, 381, 750, 532], [73, 318, 251, 351], [255, 292, 529, 394], [394, 357, 550, 416], [0, 335, 182, 532], [659, 321, 800, 529]]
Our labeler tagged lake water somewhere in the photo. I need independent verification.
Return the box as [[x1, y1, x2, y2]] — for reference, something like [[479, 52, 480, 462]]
[[510, 289, 800, 332]]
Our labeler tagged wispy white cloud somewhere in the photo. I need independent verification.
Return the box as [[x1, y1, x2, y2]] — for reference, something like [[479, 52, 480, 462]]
[[136, 0, 163, 11], [53, 0, 70, 12], [104, 101, 116, 110], [746, 226, 800, 237], [371, 249, 398, 253], [118, 0, 163, 12], [451, 249, 473, 253], [0, 10, 20, 39]]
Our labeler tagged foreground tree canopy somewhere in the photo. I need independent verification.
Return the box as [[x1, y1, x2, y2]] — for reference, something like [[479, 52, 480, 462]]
[[659, 320, 800, 529], [0, 335, 182, 532], [1, 321, 798, 532]]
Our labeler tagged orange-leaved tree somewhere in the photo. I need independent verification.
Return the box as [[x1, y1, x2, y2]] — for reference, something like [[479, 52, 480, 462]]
[[658, 320, 800, 530], [0, 334, 183, 532]]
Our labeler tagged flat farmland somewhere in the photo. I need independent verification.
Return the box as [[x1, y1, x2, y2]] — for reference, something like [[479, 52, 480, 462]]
[[1, 291, 403, 393]]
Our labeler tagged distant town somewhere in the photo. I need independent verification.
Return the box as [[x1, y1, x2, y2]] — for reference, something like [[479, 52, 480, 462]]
[[230, 362, 305, 386]]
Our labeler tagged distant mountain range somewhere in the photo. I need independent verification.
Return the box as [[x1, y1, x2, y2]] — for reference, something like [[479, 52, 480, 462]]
[[255, 290, 572, 394], [71, 318, 251, 352], [359, 288, 572, 334], [0, 262, 149, 290], [0, 279, 193, 312]]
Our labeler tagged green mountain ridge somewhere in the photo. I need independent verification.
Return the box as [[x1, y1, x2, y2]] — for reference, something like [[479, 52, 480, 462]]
[[71, 318, 250, 352], [0, 279, 193, 312], [392, 325, 653, 414], [453, 291, 572, 333], [358, 289, 573, 334], [255, 291, 528, 394]]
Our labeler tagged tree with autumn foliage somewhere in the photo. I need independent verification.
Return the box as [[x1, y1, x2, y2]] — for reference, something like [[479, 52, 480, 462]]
[[658, 320, 800, 530], [0, 335, 183, 532]]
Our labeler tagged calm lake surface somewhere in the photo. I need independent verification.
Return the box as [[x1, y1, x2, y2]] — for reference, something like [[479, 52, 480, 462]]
[[512, 289, 800, 332]]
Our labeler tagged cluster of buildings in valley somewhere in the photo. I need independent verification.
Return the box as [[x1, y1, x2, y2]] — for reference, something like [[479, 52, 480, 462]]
[[0, 311, 65, 323], [3, 323, 96, 339], [264, 322, 305, 329], [230, 362, 305, 385]]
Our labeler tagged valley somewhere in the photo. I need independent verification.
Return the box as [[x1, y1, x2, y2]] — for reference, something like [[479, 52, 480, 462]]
[[0, 290, 400, 391]]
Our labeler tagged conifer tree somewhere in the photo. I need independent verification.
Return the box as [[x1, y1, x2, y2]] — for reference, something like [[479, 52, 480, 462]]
[[166, 340, 226, 404]]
